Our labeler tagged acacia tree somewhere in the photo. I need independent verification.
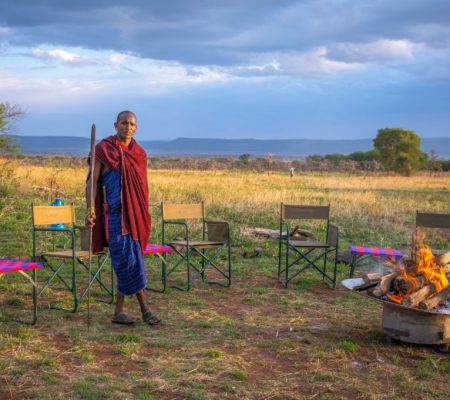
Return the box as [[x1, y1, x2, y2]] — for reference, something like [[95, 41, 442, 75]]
[[373, 128, 427, 175], [0, 102, 24, 155]]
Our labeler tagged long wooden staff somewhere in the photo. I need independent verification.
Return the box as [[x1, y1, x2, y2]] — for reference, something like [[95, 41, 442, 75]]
[[88, 123, 96, 331]]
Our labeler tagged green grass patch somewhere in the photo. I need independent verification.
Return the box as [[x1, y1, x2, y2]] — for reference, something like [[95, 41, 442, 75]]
[[337, 338, 360, 352], [230, 370, 247, 381], [5, 297, 25, 306], [111, 332, 142, 344], [205, 348, 225, 358]]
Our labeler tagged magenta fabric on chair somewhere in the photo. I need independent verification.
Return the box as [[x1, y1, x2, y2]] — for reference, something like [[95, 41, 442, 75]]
[[143, 244, 173, 255], [0, 259, 43, 274], [350, 246, 403, 258]]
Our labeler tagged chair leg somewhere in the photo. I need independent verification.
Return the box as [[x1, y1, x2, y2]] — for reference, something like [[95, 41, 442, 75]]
[[186, 248, 191, 291], [32, 268, 38, 325], [200, 249, 205, 282], [323, 251, 328, 281], [349, 254, 357, 278], [284, 243, 289, 288], [332, 249, 338, 289], [227, 244, 232, 287], [277, 238, 282, 279], [145, 253, 167, 293]]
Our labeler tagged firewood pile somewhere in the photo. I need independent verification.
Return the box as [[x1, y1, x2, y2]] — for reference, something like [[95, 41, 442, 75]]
[[354, 248, 450, 311]]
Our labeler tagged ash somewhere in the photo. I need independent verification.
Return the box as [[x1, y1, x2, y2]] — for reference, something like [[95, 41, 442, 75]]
[[434, 300, 450, 315]]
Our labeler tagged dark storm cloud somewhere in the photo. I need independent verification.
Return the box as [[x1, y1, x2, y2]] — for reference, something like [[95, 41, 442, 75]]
[[2, 0, 450, 67]]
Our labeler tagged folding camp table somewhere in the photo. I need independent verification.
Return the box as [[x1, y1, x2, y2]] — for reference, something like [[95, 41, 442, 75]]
[[143, 243, 173, 292], [349, 246, 403, 278]]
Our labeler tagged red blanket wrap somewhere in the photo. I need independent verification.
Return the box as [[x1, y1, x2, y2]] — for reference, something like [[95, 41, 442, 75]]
[[91, 135, 151, 255]]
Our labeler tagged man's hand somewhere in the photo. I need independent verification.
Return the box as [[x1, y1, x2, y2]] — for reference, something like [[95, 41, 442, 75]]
[[85, 213, 96, 228]]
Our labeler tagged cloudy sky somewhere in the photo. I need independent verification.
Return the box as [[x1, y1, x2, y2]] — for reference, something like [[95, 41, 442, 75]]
[[1, 0, 450, 140]]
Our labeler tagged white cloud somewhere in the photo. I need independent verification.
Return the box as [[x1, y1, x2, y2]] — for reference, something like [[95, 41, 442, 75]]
[[31, 48, 98, 65], [330, 39, 423, 64], [0, 26, 13, 36], [244, 47, 364, 78]]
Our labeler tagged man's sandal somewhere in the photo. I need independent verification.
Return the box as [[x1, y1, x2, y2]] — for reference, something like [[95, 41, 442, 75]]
[[111, 312, 136, 325], [142, 310, 162, 326]]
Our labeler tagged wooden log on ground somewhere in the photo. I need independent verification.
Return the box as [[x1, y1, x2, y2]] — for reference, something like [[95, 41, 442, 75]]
[[362, 272, 382, 283], [290, 226, 316, 240], [243, 227, 281, 238], [371, 272, 399, 297], [418, 286, 450, 310], [402, 284, 436, 308]]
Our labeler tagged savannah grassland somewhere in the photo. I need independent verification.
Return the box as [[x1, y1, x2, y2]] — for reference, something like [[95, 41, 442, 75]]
[[1, 158, 450, 400]]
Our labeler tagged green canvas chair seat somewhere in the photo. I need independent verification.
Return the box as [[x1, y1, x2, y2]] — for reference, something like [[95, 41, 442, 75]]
[[32, 204, 114, 313], [162, 202, 232, 291], [278, 203, 339, 288]]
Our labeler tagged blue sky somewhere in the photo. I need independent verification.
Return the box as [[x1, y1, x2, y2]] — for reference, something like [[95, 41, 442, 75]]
[[1, 0, 450, 140]]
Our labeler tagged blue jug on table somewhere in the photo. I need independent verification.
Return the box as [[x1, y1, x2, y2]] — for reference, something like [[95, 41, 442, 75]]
[[50, 197, 65, 230]]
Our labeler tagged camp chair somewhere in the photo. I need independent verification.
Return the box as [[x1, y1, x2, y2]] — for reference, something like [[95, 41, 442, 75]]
[[161, 202, 232, 291], [31, 204, 114, 313], [278, 203, 339, 288], [412, 211, 450, 260]]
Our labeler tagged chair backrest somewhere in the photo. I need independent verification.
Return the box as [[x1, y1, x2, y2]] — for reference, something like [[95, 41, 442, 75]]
[[414, 211, 450, 257], [31, 204, 76, 227], [281, 204, 330, 220], [416, 211, 450, 230], [162, 202, 205, 221]]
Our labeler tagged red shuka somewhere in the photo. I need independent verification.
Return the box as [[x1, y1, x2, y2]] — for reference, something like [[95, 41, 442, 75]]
[[91, 135, 151, 254]]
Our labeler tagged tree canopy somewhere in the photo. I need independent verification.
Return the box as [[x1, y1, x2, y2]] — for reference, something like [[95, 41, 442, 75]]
[[0, 102, 24, 155], [373, 128, 427, 175]]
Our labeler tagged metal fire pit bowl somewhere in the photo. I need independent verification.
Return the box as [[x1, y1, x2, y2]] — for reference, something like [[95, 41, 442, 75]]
[[341, 278, 450, 351]]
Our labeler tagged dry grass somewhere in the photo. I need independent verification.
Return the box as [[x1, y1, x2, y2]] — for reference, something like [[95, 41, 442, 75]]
[[1, 161, 450, 399]]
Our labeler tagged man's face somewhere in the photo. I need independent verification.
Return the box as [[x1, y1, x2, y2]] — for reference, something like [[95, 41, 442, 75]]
[[115, 113, 137, 144]]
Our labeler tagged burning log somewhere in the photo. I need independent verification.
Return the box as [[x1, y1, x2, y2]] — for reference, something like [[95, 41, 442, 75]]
[[438, 252, 450, 268], [370, 272, 399, 297], [393, 274, 426, 294], [402, 284, 437, 308], [419, 286, 450, 310], [353, 280, 379, 291], [360, 246, 450, 311], [362, 272, 382, 283]]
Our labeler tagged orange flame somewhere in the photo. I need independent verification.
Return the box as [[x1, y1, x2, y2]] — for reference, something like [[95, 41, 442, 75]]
[[387, 244, 448, 304], [416, 244, 449, 292]]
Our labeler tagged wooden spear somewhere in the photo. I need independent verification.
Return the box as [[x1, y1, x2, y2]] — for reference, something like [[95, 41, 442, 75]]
[[88, 123, 96, 331]]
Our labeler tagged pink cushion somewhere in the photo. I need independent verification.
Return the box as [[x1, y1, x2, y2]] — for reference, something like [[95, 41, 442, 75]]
[[0, 259, 43, 274], [143, 244, 173, 255]]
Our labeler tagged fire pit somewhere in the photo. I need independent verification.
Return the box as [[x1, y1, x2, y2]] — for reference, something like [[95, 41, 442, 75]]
[[342, 278, 450, 351], [341, 246, 450, 352]]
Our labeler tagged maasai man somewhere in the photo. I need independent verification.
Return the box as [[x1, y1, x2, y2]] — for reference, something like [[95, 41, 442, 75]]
[[85, 111, 161, 325]]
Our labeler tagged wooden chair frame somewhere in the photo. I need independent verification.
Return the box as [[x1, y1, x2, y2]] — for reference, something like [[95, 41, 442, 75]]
[[413, 211, 450, 260], [31, 204, 114, 313], [161, 201, 232, 291], [278, 203, 339, 288]]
